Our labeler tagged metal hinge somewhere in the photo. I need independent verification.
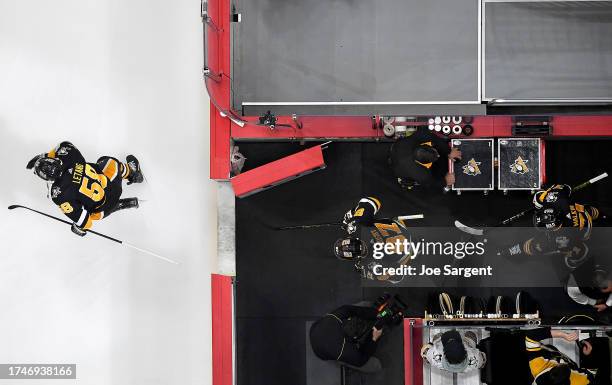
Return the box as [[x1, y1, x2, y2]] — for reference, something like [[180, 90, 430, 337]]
[[203, 67, 222, 82], [200, 0, 208, 20], [201, 0, 221, 31]]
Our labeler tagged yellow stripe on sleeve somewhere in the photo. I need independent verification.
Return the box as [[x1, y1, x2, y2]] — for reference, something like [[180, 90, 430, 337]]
[[368, 197, 381, 210], [102, 159, 119, 181]]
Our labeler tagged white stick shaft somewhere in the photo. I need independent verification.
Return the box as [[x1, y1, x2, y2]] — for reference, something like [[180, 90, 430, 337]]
[[589, 172, 608, 184], [397, 214, 424, 220], [122, 242, 180, 265]]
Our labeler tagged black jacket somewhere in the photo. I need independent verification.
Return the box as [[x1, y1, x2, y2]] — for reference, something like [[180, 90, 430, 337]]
[[390, 128, 451, 188], [310, 305, 378, 367]]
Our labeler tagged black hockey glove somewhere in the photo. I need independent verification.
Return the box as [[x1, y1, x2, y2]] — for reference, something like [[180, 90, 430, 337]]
[[344, 221, 357, 235], [342, 210, 357, 234], [71, 223, 87, 237], [26, 153, 45, 170]]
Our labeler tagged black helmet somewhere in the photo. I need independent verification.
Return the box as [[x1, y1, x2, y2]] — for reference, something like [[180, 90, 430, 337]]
[[441, 330, 467, 365], [334, 237, 368, 260], [34, 157, 63, 181], [533, 208, 561, 230]]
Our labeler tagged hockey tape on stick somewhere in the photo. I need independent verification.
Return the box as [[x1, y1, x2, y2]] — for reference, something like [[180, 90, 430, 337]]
[[454, 220, 484, 236], [122, 242, 179, 264], [574, 172, 608, 190], [397, 214, 424, 220], [8, 204, 179, 265]]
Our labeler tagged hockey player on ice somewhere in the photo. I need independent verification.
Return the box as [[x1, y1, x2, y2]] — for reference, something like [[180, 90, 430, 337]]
[[26, 141, 144, 237]]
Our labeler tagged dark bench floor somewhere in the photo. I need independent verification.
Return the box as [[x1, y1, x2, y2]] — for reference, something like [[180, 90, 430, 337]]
[[236, 140, 612, 385]]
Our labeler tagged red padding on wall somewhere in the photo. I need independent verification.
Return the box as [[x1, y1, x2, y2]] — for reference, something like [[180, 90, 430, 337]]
[[229, 115, 612, 140], [231, 145, 326, 198], [210, 104, 232, 180], [404, 318, 424, 385], [207, 0, 232, 180], [212, 274, 233, 385]]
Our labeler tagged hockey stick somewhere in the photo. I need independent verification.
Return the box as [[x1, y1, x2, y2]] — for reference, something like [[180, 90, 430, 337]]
[[275, 222, 341, 230], [397, 214, 424, 221], [454, 172, 608, 236], [8, 205, 179, 265], [275, 214, 424, 231], [455, 207, 533, 236]]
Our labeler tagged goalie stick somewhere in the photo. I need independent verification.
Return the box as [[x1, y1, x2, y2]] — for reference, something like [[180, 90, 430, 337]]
[[8, 204, 179, 265], [454, 172, 608, 236]]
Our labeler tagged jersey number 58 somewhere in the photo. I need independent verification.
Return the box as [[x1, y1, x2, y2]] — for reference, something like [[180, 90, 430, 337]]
[[79, 164, 107, 202]]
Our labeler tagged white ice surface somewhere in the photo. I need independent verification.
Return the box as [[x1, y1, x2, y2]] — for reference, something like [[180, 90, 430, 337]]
[[0, 1, 216, 384]]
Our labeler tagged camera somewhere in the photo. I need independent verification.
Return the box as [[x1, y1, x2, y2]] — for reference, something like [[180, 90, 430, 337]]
[[373, 294, 407, 329]]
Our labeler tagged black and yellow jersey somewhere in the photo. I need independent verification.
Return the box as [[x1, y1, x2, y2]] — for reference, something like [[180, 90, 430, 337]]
[[533, 184, 572, 211], [567, 203, 599, 240], [362, 218, 413, 282], [534, 184, 599, 240], [524, 328, 590, 385], [350, 197, 382, 227], [47, 142, 126, 230]]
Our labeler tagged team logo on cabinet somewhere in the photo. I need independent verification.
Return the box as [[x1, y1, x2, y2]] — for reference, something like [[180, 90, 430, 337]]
[[510, 156, 529, 175], [462, 158, 481, 176]]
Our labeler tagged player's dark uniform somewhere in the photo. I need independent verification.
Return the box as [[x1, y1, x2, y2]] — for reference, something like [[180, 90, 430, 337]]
[[343, 197, 382, 234], [47, 142, 132, 230], [505, 184, 600, 264], [524, 328, 591, 385], [533, 184, 599, 241], [342, 197, 413, 283], [362, 218, 414, 283]]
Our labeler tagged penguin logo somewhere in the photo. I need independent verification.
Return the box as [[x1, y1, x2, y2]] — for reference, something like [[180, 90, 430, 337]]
[[462, 158, 482, 176], [51, 186, 61, 198], [546, 191, 559, 203], [510, 156, 529, 175]]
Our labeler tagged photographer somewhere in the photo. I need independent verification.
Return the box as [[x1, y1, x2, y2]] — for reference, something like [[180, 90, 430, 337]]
[[310, 304, 383, 372], [421, 329, 486, 373]]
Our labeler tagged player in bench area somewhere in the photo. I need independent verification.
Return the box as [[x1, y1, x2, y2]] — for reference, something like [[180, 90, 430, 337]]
[[333, 197, 382, 273], [334, 197, 414, 282], [524, 327, 593, 385], [27, 141, 144, 236], [502, 184, 604, 267]]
